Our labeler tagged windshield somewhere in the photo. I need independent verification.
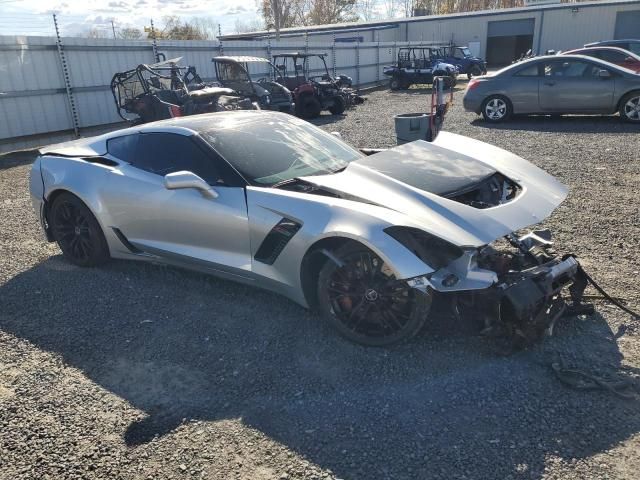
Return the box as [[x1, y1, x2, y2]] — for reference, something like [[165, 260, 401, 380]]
[[200, 114, 363, 186], [460, 47, 472, 57]]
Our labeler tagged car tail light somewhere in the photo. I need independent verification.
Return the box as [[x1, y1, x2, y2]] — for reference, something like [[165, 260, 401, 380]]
[[467, 78, 480, 91], [168, 105, 183, 117]]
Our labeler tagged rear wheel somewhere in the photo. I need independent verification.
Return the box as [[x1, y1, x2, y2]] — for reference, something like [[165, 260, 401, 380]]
[[50, 192, 110, 267], [295, 94, 321, 119], [481, 95, 512, 122], [619, 91, 640, 123], [317, 243, 430, 346], [328, 95, 346, 115], [467, 65, 483, 80]]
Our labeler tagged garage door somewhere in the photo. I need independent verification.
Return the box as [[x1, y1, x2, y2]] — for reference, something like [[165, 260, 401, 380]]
[[488, 18, 535, 37], [487, 18, 535, 65], [615, 10, 640, 39]]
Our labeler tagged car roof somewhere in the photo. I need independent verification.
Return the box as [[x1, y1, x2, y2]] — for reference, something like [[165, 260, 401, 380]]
[[586, 39, 640, 46], [495, 54, 634, 75], [39, 111, 298, 157], [564, 46, 640, 58]]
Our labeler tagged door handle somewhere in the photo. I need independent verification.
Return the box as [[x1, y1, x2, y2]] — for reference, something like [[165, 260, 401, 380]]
[[544, 81, 556, 86]]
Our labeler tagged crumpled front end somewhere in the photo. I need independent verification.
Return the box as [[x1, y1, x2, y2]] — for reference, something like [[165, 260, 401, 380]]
[[405, 229, 590, 347]]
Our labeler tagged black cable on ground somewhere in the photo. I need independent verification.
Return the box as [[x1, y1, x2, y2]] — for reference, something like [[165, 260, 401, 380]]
[[577, 264, 640, 319]]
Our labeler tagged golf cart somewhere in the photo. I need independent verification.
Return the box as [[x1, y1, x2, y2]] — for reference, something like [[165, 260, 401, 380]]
[[272, 52, 364, 119], [383, 46, 458, 90], [111, 57, 254, 124], [212, 56, 294, 113]]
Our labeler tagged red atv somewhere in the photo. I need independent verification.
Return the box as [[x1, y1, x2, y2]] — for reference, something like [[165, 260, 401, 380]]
[[272, 52, 363, 119]]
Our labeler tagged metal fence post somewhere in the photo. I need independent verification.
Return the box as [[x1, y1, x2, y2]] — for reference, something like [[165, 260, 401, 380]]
[[150, 18, 159, 62], [376, 35, 380, 85], [355, 41, 360, 89], [53, 14, 80, 138], [266, 39, 272, 78], [332, 34, 337, 78]]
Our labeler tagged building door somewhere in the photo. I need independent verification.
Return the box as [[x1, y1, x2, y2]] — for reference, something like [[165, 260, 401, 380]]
[[486, 18, 535, 66]]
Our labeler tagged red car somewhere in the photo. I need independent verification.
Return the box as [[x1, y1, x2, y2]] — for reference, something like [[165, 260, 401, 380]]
[[563, 47, 640, 73]]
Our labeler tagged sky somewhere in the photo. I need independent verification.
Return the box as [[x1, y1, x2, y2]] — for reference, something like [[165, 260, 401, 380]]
[[0, 0, 263, 37]]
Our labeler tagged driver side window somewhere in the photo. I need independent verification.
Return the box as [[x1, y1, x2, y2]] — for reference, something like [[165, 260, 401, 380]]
[[133, 133, 221, 185]]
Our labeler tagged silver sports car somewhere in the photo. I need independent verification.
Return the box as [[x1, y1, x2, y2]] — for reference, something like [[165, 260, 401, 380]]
[[30, 111, 586, 346]]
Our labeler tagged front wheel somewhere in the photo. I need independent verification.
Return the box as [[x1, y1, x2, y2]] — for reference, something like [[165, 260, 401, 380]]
[[317, 243, 431, 346], [295, 94, 321, 119], [481, 95, 512, 122], [50, 192, 110, 267], [389, 77, 402, 90], [328, 95, 346, 115], [619, 91, 640, 123]]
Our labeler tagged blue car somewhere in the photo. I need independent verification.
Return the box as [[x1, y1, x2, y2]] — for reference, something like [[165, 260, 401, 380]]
[[437, 46, 487, 80]]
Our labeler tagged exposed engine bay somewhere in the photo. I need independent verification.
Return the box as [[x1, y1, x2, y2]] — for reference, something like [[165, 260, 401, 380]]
[[452, 230, 591, 349]]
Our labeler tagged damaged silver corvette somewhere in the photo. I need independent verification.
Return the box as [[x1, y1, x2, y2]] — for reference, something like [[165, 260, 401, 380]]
[[30, 111, 588, 346]]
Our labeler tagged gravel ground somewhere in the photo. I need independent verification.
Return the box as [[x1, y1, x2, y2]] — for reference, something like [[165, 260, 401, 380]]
[[1, 86, 639, 480]]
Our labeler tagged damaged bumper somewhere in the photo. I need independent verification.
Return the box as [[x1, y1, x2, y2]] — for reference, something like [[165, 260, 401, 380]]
[[407, 230, 590, 343]]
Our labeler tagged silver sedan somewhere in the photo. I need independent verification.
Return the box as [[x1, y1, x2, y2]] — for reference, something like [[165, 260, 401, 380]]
[[463, 54, 640, 123]]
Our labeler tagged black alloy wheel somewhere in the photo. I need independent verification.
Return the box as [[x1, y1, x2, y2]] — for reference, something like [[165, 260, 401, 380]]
[[50, 192, 110, 267], [318, 243, 430, 346]]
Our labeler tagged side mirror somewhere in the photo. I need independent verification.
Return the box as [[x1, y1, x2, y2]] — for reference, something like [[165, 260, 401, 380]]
[[164, 171, 218, 199], [598, 69, 612, 79]]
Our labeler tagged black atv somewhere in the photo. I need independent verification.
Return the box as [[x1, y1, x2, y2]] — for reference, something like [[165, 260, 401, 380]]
[[110, 57, 254, 124], [272, 52, 364, 119]]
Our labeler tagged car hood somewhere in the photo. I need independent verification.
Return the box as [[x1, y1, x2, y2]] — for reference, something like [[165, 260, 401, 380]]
[[299, 132, 568, 247]]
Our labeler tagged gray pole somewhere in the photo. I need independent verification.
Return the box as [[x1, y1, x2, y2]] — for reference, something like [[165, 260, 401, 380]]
[[111, 20, 116, 39], [150, 18, 159, 62], [53, 13, 80, 138]]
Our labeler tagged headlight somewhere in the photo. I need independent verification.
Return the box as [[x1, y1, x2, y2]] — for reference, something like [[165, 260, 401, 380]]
[[384, 226, 463, 270]]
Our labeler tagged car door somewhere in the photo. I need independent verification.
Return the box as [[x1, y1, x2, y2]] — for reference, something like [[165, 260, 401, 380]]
[[104, 132, 252, 276], [508, 62, 543, 113], [538, 59, 615, 112]]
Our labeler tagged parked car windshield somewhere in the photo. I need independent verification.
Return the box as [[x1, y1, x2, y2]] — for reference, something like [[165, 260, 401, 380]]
[[200, 113, 363, 186]]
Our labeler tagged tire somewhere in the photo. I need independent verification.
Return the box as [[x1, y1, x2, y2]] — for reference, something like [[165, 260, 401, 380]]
[[50, 192, 110, 267], [619, 91, 640, 123], [389, 77, 402, 90], [328, 95, 346, 115], [317, 243, 431, 346], [467, 65, 483, 80], [295, 94, 321, 119], [481, 95, 512, 122]]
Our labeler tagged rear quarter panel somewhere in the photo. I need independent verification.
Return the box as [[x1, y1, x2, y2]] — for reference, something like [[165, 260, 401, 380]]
[[39, 156, 124, 257]]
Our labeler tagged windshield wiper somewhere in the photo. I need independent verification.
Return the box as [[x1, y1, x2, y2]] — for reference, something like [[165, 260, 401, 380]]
[[329, 165, 348, 174], [272, 177, 303, 188]]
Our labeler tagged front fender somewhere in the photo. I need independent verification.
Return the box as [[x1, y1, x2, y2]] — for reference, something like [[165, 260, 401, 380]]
[[246, 187, 434, 305]]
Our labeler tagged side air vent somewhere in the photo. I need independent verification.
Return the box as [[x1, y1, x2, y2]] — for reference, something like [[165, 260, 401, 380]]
[[112, 227, 143, 254], [254, 218, 302, 265]]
